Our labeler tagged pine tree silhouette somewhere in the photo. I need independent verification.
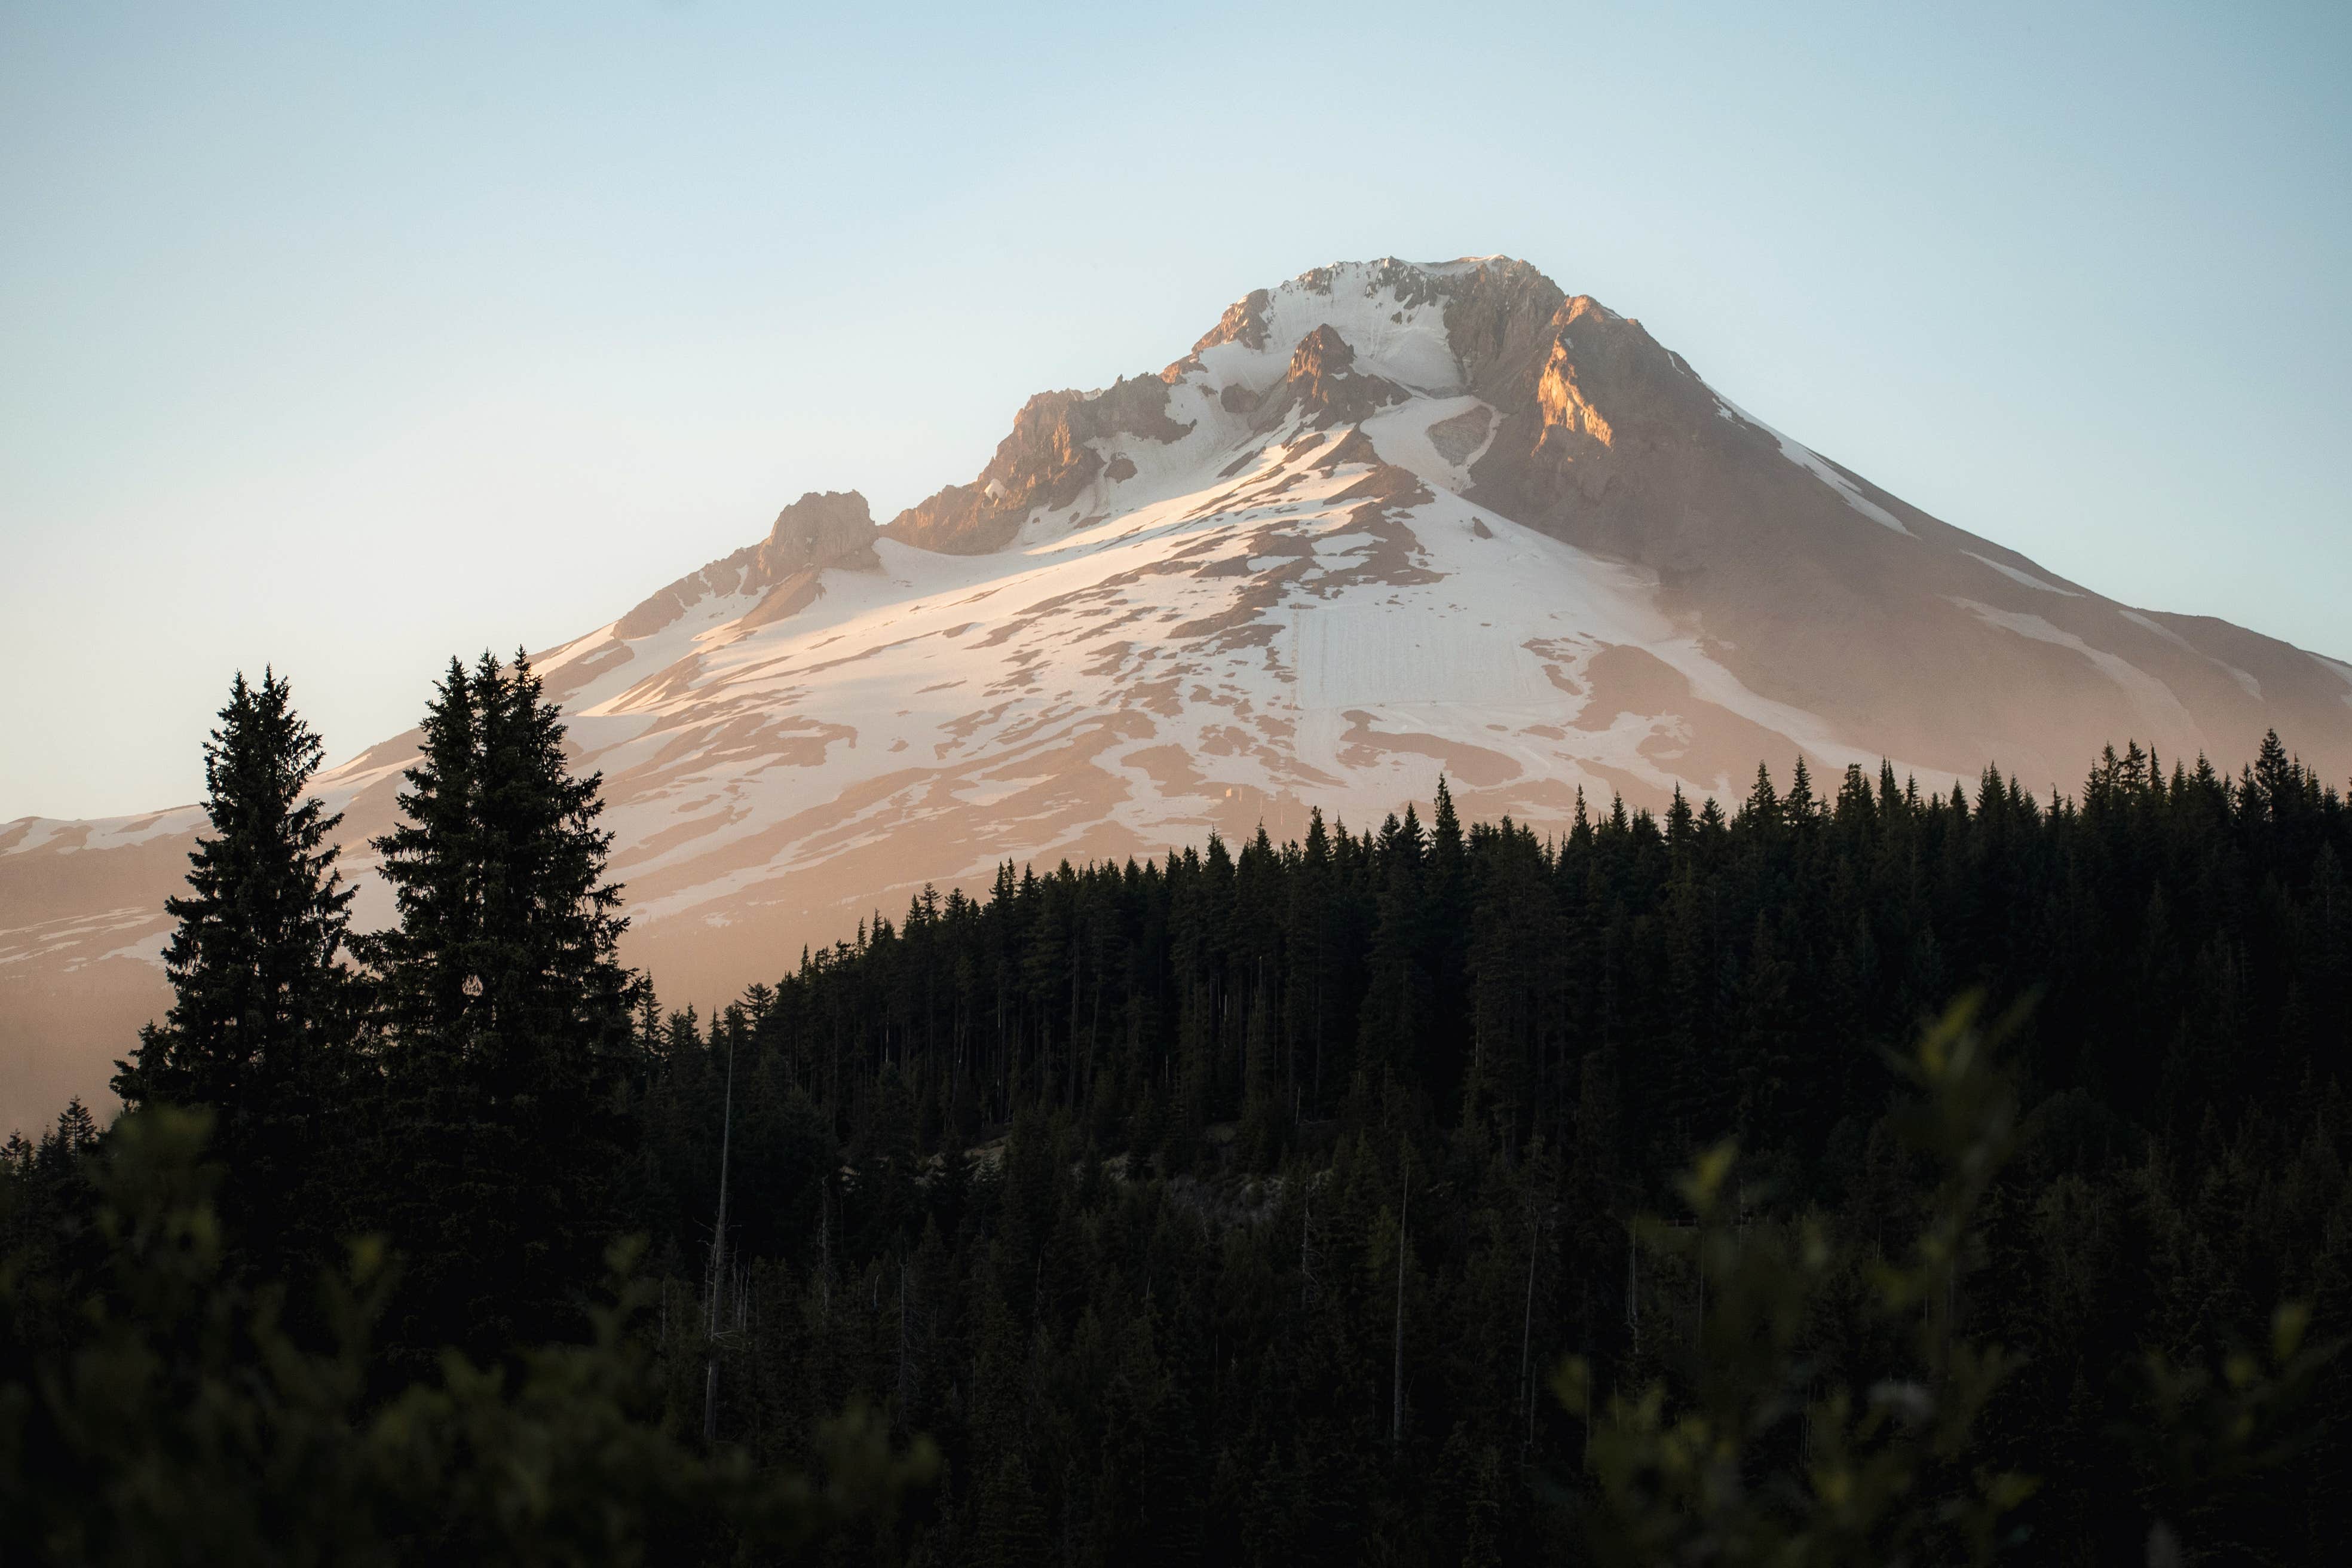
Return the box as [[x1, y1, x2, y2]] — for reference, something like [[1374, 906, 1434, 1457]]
[[359, 651, 643, 1363], [112, 668, 355, 1271]]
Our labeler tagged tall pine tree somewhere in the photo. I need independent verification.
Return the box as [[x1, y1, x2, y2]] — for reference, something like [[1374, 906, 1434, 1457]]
[[359, 651, 643, 1362], [112, 669, 356, 1270]]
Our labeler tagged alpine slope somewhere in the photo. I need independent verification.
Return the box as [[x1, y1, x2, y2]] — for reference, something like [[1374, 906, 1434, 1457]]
[[7, 256, 2348, 1129]]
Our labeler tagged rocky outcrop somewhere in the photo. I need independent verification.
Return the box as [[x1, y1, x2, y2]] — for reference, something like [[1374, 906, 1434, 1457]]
[[1294, 256, 1458, 313], [1456, 295, 1749, 549], [738, 490, 882, 629], [1425, 405, 1493, 466], [1437, 257, 1569, 402], [885, 376, 1196, 554], [1248, 325, 1408, 430], [757, 489, 880, 578], [615, 489, 878, 639], [1160, 287, 1273, 382]]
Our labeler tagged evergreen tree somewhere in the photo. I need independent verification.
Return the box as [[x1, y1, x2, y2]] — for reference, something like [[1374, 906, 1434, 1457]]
[[360, 651, 644, 1361], [362, 656, 485, 1059], [111, 668, 355, 1268]]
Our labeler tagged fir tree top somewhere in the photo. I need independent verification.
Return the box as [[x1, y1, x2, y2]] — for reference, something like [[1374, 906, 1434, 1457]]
[[114, 669, 353, 1113]]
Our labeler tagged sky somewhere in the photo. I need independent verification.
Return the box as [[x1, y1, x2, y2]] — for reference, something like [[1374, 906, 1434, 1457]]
[[2, 1, 2347, 820]]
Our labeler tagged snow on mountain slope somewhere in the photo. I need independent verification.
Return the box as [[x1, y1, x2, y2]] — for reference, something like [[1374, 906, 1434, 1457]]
[[7, 255, 2348, 1133]]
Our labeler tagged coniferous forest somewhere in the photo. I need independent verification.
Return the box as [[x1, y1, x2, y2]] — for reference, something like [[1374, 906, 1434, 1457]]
[[6, 657, 2351, 1566]]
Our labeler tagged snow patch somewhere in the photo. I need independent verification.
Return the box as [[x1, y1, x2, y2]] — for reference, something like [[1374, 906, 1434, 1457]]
[[0, 906, 166, 969], [1290, 605, 1547, 709], [1714, 396, 1913, 537], [1950, 598, 2200, 738], [75, 807, 205, 854], [2310, 652, 2352, 709], [2119, 609, 2197, 653], [1965, 552, 2078, 597], [2118, 610, 2265, 700], [2, 819, 68, 855], [1194, 261, 1469, 397], [1359, 394, 1495, 491]]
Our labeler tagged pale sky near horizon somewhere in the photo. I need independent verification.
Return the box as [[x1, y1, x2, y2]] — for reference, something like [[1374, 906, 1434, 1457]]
[[3, 1, 2347, 820]]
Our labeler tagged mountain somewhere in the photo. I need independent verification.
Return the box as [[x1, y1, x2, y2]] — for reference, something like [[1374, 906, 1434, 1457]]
[[6, 255, 2348, 1133]]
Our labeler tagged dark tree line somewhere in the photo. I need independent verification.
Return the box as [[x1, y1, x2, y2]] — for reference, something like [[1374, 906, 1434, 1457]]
[[634, 741, 2352, 1565], [6, 654, 2349, 1566]]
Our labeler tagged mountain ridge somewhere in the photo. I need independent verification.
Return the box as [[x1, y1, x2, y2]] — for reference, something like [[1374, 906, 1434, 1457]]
[[6, 253, 2348, 1133]]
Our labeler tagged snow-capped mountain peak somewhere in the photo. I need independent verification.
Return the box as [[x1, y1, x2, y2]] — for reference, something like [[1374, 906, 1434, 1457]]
[[5, 253, 2347, 1131]]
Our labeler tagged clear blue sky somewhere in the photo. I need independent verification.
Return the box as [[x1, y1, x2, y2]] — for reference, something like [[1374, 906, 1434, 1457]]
[[4, 1, 2347, 819]]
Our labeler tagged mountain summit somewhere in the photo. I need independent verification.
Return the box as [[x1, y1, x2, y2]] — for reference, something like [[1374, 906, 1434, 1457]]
[[6, 255, 2348, 1128]]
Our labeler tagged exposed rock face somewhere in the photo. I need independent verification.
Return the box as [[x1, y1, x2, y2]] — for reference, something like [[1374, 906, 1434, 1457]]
[[1250, 324, 1408, 430], [758, 489, 880, 578], [1161, 287, 1273, 381], [1425, 404, 1492, 466], [884, 376, 1195, 553], [1456, 294, 1751, 561], [1436, 256, 1569, 398], [615, 489, 879, 641], [739, 490, 883, 630], [1431, 278, 2133, 769], [7, 255, 2348, 1136]]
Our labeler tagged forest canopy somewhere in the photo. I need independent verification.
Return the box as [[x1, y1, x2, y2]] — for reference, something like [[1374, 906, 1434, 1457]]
[[6, 660, 2348, 1566]]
